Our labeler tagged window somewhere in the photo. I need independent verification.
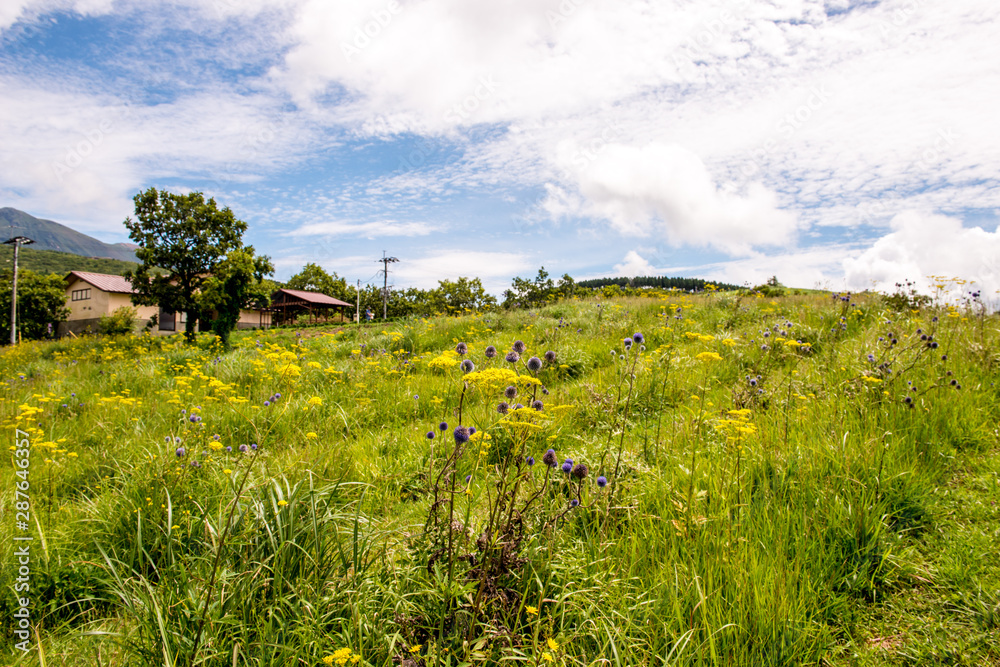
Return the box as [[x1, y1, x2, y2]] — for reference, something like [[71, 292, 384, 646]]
[[71, 288, 91, 301], [159, 308, 176, 331]]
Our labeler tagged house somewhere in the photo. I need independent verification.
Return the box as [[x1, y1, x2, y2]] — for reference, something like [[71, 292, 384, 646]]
[[59, 271, 271, 336], [269, 288, 353, 326]]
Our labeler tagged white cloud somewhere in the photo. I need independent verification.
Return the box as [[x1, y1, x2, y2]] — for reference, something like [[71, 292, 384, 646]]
[[393, 250, 533, 293], [843, 210, 1000, 297], [289, 220, 437, 238], [550, 142, 798, 255], [613, 250, 656, 276]]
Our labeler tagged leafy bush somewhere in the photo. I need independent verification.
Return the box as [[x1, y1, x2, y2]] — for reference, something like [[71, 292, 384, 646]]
[[98, 305, 138, 336]]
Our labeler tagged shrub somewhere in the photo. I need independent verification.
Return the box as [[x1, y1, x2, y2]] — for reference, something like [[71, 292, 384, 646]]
[[98, 306, 138, 336]]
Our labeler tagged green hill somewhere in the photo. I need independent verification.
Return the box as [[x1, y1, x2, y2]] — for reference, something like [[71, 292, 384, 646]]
[[0, 246, 139, 276], [0, 208, 137, 262]]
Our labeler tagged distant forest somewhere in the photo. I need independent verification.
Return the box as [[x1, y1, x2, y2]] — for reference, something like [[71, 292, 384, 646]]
[[4, 247, 141, 276], [577, 275, 741, 291]]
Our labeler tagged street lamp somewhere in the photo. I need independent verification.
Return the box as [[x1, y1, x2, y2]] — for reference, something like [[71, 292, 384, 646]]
[[4, 236, 34, 345]]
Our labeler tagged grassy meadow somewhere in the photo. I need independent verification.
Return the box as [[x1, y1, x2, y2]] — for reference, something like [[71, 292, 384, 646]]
[[1, 289, 999, 666]]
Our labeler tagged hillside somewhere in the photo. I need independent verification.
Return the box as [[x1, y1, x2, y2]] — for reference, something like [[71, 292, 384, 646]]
[[1, 246, 139, 276], [0, 207, 137, 262]]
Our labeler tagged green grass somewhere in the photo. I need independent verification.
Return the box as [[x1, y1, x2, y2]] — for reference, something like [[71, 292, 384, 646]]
[[1, 291, 998, 666]]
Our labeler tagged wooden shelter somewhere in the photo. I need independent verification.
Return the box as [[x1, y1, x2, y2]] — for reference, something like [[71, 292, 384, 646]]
[[269, 288, 353, 326]]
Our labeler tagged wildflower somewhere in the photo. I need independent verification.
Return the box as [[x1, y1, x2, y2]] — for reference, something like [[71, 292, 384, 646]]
[[542, 653, 554, 663], [526, 456, 535, 466], [513, 340, 527, 354], [532, 400, 544, 411], [239, 444, 248, 452], [307, 396, 322, 407], [561, 461, 573, 474], [633, 332, 644, 343], [749, 377, 757, 387], [277, 500, 288, 507], [175, 447, 186, 457], [505, 385, 518, 399], [264, 400, 270, 407], [461, 359, 476, 373], [454, 426, 471, 445], [497, 401, 509, 415], [469, 427, 477, 435], [543, 449, 558, 467], [867, 353, 875, 363], [165, 436, 171, 443], [505, 351, 520, 363], [526, 356, 543, 372], [485, 345, 497, 358], [213, 434, 220, 440], [597, 475, 608, 488], [542, 387, 549, 395], [623, 337, 633, 349], [547, 638, 559, 651], [225, 446, 232, 452], [570, 498, 579, 507], [439, 421, 448, 430], [544, 350, 556, 362], [571, 463, 589, 479], [456, 342, 468, 355], [426, 430, 435, 439], [251, 443, 258, 450], [526, 605, 538, 615]]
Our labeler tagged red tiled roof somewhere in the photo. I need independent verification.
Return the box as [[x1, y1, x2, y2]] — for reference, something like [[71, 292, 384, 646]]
[[65, 271, 137, 294], [274, 288, 353, 307]]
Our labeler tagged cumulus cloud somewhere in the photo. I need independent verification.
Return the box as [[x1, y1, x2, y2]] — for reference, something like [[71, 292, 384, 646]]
[[843, 210, 1000, 296], [550, 142, 798, 255], [289, 220, 437, 238], [613, 250, 656, 277]]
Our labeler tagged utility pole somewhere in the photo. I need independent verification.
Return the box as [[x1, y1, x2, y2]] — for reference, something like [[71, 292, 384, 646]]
[[377, 251, 399, 320], [356, 279, 360, 325], [4, 235, 34, 345]]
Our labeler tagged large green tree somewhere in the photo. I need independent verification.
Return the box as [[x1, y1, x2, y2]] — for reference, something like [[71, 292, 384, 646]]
[[286, 263, 353, 302], [0, 269, 69, 341], [123, 188, 262, 343], [200, 248, 274, 348]]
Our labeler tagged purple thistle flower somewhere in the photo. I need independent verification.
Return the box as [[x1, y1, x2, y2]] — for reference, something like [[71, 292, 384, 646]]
[[597, 476, 608, 488], [251, 443, 258, 450], [505, 351, 520, 363], [632, 333, 644, 344], [561, 461, 573, 474], [512, 340, 526, 354], [469, 427, 477, 435], [571, 463, 589, 480], [165, 436, 171, 443], [439, 421, 448, 431], [226, 446, 232, 452], [456, 342, 468, 355], [542, 449, 558, 467], [570, 498, 579, 508], [264, 400, 270, 407], [213, 434, 220, 440], [515, 403, 524, 409], [461, 359, 475, 373], [239, 444, 248, 452], [544, 350, 556, 363], [526, 456, 535, 466], [175, 447, 186, 457], [484, 345, 497, 358], [497, 401, 509, 415], [465, 475, 472, 484], [505, 385, 518, 399], [454, 426, 470, 445], [427, 431, 435, 439], [526, 356, 543, 372], [623, 338, 633, 349], [532, 400, 544, 411]]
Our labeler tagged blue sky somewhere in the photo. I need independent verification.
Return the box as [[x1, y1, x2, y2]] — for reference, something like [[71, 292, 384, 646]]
[[1, 0, 999, 296]]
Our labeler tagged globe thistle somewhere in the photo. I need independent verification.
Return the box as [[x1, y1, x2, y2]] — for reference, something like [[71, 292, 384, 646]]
[[497, 401, 509, 415], [542, 387, 549, 395], [532, 400, 544, 411], [544, 350, 556, 363], [632, 332, 644, 344], [465, 475, 472, 484], [597, 476, 608, 488], [561, 461, 573, 474], [175, 447, 186, 457], [570, 498, 579, 508], [623, 337, 633, 349], [264, 400, 270, 407], [571, 463, 589, 480], [485, 345, 497, 358], [515, 403, 524, 409], [749, 377, 757, 387], [250, 443, 258, 450], [867, 353, 875, 363], [454, 426, 471, 445], [542, 449, 558, 467], [190, 461, 201, 469], [164, 436, 171, 443], [461, 359, 475, 373], [456, 342, 468, 355], [526, 456, 535, 466], [225, 446, 232, 452], [526, 356, 543, 372], [469, 427, 477, 435], [512, 340, 527, 354], [505, 351, 520, 363], [239, 444, 248, 452], [439, 421, 448, 431], [504, 385, 518, 399], [213, 434, 220, 440], [426, 431, 435, 439]]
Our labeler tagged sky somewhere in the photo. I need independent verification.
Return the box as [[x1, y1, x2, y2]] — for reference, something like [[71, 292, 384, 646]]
[[1, 0, 998, 298]]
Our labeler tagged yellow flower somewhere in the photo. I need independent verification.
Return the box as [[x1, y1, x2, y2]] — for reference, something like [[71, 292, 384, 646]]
[[542, 652, 554, 662], [323, 657, 334, 665], [306, 432, 318, 439], [547, 638, 559, 651], [277, 500, 288, 507], [307, 396, 323, 407], [695, 351, 723, 362], [409, 644, 422, 654], [526, 605, 538, 615]]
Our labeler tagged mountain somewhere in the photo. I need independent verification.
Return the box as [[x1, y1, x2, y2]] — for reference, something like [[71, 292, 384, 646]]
[[0, 208, 138, 262]]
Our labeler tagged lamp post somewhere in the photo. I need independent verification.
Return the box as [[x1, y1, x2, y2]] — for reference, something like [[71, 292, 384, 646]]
[[4, 236, 34, 345]]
